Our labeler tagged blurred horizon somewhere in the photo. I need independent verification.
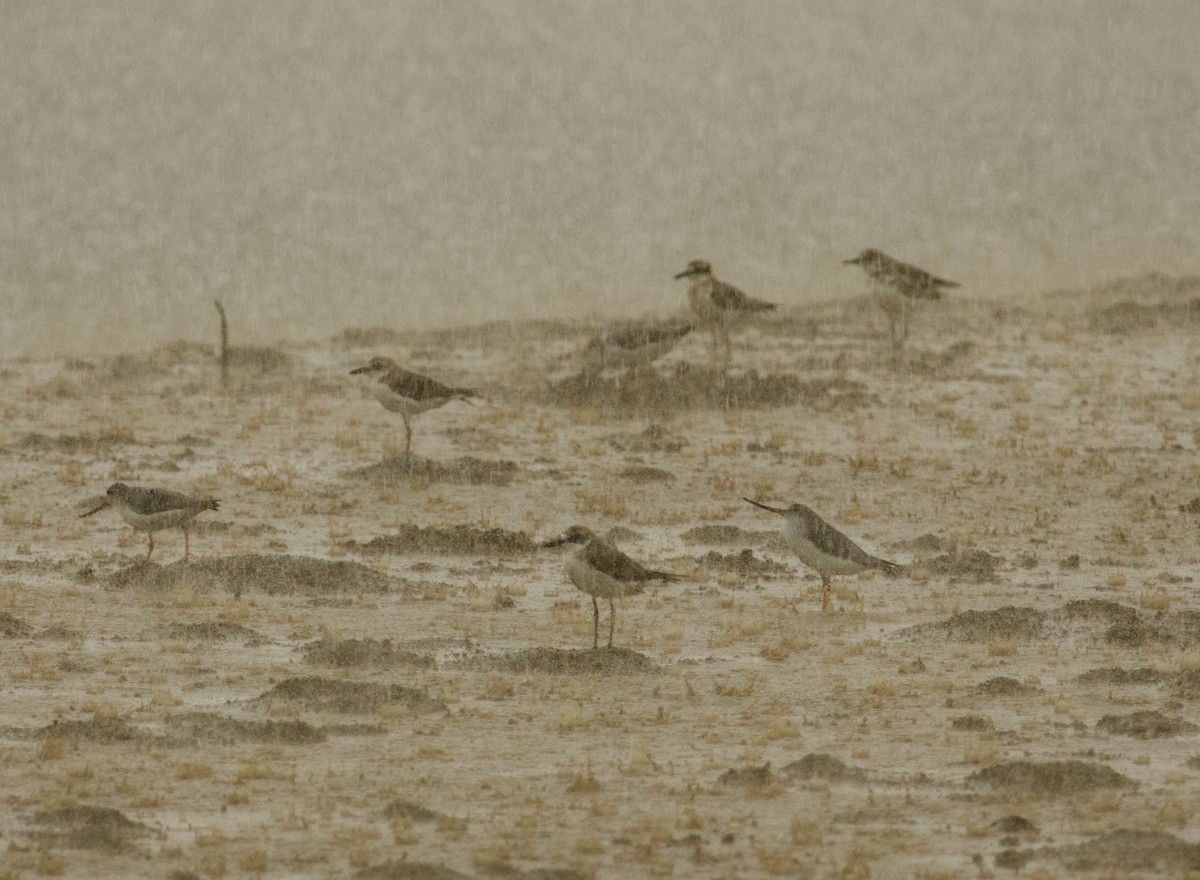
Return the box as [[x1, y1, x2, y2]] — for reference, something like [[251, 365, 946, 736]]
[[3, 1, 1198, 356]]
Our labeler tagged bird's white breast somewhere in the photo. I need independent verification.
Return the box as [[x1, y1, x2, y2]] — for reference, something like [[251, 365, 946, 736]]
[[115, 504, 199, 533], [368, 379, 445, 416], [783, 518, 865, 577], [565, 554, 633, 600]]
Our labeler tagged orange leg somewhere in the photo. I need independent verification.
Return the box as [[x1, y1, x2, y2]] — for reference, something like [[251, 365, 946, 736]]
[[145, 533, 155, 562], [182, 526, 190, 562], [821, 576, 831, 612], [592, 597, 600, 649]]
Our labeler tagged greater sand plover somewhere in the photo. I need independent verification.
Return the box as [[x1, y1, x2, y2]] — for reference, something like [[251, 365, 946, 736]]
[[581, 319, 692, 376], [350, 356, 477, 455], [673, 260, 775, 363], [744, 498, 903, 612], [82, 483, 219, 562], [844, 249, 958, 349], [542, 525, 680, 649]]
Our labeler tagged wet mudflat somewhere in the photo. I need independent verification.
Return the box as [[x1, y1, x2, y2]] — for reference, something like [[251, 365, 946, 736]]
[[3, 281, 1200, 878]]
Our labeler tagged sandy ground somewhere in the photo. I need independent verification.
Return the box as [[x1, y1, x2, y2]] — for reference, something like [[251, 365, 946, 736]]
[[4, 279, 1200, 879]]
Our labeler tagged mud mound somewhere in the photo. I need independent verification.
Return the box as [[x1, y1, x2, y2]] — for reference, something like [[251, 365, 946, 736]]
[[355, 862, 472, 880], [920, 549, 1002, 581], [931, 606, 1046, 642], [718, 763, 777, 787], [1076, 667, 1167, 685], [474, 647, 657, 675], [164, 621, 266, 644], [951, 715, 994, 731], [696, 549, 792, 577], [256, 676, 445, 714], [0, 611, 31, 637], [1104, 617, 1169, 647], [618, 465, 674, 483], [1058, 598, 1137, 625], [975, 676, 1040, 696], [544, 363, 873, 414], [992, 815, 1038, 836], [608, 424, 687, 453], [335, 326, 404, 348], [780, 754, 867, 783], [382, 800, 441, 823], [894, 533, 949, 553], [906, 340, 977, 374], [347, 524, 534, 557], [165, 712, 326, 745], [18, 430, 137, 453], [225, 344, 290, 372], [1087, 294, 1200, 334], [680, 525, 774, 546], [302, 638, 435, 669], [1048, 829, 1200, 872], [969, 760, 1133, 794], [36, 717, 146, 744], [107, 555, 394, 596], [29, 805, 151, 851], [1095, 710, 1198, 738], [349, 455, 519, 487]]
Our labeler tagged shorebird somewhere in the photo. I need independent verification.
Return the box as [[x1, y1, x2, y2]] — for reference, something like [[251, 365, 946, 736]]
[[81, 483, 219, 562], [580, 319, 692, 377], [350, 356, 477, 455], [673, 260, 775, 363], [843, 249, 958, 349], [744, 498, 903, 612], [542, 525, 680, 648]]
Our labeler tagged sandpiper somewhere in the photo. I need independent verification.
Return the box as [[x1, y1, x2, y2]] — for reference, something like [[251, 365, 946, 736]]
[[744, 498, 903, 612], [542, 525, 680, 648], [843, 249, 958, 349], [350, 356, 478, 455], [580, 319, 692, 376], [673, 260, 775, 363], [82, 483, 220, 562]]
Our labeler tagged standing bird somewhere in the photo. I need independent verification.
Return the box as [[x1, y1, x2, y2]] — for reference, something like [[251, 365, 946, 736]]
[[843, 249, 958, 350], [580, 319, 692, 377], [350, 356, 477, 456], [744, 498, 903, 612], [81, 483, 219, 562], [673, 260, 776, 363], [542, 525, 680, 649]]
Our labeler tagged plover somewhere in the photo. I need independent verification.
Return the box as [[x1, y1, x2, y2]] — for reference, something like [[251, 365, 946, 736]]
[[843, 249, 958, 349], [744, 498, 903, 612], [673, 260, 775, 363], [542, 525, 680, 648], [350, 356, 477, 455], [82, 483, 219, 562], [580, 319, 692, 376]]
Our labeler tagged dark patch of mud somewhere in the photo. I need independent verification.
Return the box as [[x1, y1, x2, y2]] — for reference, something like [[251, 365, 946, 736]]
[[1095, 710, 1199, 738], [695, 549, 792, 578], [355, 862, 472, 880], [1076, 666, 1167, 686], [349, 455, 519, 487], [976, 676, 1040, 696], [165, 712, 326, 745], [256, 676, 445, 715], [1059, 598, 1138, 626], [164, 621, 266, 644], [302, 638, 435, 669], [382, 800, 441, 823], [893, 533, 949, 553], [906, 340, 977, 374], [680, 524, 775, 546], [346, 524, 534, 557], [28, 804, 152, 851], [471, 647, 657, 675], [618, 465, 674, 483], [36, 717, 146, 744], [1046, 828, 1200, 872], [0, 611, 32, 637], [951, 715, 995, 731], [17, 430, 137, 454], [107, 555, 394, 596], [927, 606, 1046, 642], [919, 549, 1002, 581], [718, 763, 777, 787], [969, 760, 1134, 794], [992, 815, 1038, 836], [545, 363, 874, 415], [608, 424, 688, 453], [225, 345, 291, 372], [780, 754, 867, 783], [1087, 287, 1200, 334]]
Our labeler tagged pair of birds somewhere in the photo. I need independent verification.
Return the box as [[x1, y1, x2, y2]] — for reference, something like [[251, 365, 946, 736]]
[[586, 251, 958, 373], [544, 498, 903, 648]]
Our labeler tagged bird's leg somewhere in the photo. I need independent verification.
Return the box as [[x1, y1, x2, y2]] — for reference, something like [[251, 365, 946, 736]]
[[821, 575, 831, 612], [402, 414, 413, 458], [145, 532, 155, 562], [182, 526, 190, 562], [592, 597, 600, 649], [717, 326, 732, 365], [608, 599, 616, 649]]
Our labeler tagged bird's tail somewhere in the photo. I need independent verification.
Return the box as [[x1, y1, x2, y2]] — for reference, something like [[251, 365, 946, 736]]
[[649, 569, 682, 583], [872, 557, 905, 577], [749, 299, 777, 313], [454, 388, 480, 405]]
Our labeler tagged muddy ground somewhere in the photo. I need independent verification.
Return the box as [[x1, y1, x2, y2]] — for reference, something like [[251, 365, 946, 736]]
[[4, 277, 1200, 878]]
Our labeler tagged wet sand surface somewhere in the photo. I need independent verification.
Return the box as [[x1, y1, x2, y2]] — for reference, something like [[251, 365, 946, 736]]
[[4, 280, 1200, 878]]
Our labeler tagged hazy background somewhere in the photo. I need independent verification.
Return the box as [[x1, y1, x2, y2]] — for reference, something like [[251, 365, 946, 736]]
[[3, 1, 1197, 356]]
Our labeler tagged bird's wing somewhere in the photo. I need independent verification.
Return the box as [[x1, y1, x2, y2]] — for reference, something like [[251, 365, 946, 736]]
[[807, 513, 884, 569], [124, 487, 201, 515], [586, 539, 678, 583], [386, 368, 475, 401], [710, 280, 776, 312], [895, 262, 959, 294]]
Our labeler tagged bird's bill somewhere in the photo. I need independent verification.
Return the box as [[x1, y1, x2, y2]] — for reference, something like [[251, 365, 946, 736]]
[[843, 256, 863, 265], [673, 267, 695, 279], [743, 497, 786, 515], [349, 365, 369, 375], [80, 498, 110, 518]]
